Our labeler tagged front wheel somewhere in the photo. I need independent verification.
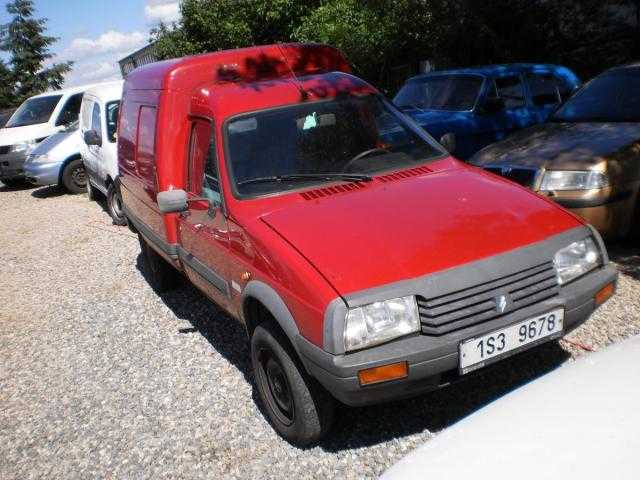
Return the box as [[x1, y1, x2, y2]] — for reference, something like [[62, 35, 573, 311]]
[[251, 320, 335, 446], [107, 182, 127, 226], [61, 159, 86, 194]]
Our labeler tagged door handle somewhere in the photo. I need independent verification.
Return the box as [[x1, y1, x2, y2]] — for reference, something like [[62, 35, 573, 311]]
[[193, 223, 205, 232]]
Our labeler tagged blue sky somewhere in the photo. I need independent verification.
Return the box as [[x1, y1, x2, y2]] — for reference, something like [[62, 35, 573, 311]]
[[0, 0, 180, 86]]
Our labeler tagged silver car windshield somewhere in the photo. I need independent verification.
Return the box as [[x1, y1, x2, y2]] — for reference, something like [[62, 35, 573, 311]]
[[5, 95, 63, 128]]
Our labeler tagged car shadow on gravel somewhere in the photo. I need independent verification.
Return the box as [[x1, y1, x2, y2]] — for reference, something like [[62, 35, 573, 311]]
[[0, 181, 35, 192], [136, 253, 572, 451], [320, 341, 569, 451], [606, 239, 640, 281], [31, 185, 67, 198]]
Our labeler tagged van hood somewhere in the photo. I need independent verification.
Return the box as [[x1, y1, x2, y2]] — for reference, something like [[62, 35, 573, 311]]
[[260, 161, 581, 296], [0, 123, 55, 147], [471, 122, 640, 170]]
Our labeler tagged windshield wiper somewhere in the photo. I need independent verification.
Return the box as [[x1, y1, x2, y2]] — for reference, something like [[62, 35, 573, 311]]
[[237, 173, 373, 187]]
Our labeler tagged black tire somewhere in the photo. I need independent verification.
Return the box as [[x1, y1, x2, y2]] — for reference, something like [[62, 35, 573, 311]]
[[86, 177, 100, 201], [138, 234, 181, 292], [61, 158, 86, 194], [251, 320, 335, 446], [107, 182, 127, 226]]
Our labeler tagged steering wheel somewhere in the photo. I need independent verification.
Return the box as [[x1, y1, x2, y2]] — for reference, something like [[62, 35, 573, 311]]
[[342, 147, 390, 172]]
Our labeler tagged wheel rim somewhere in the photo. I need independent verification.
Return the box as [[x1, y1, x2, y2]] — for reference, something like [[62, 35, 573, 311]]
[[109, 190, 123, 219], [258, 349, 294, 426], [71, 166, 87, 188]]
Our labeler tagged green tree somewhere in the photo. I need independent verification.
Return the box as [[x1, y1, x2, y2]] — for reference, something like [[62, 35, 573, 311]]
[[0, 0, 72, 108]]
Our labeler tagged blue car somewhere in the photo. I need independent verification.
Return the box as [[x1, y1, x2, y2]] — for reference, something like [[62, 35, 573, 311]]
[[394, 64, 581, 159]]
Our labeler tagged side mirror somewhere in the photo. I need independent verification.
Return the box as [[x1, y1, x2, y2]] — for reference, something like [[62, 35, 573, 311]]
[[83, 129, 102, 147], [157, 189, 216, 215], [158, 189, 188, 213], [439, 132, 457, 154], [482, 97, 505, 114]]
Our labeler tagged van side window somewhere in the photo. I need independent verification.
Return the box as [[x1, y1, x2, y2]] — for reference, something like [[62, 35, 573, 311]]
[[526, 74, 561, 106], [494, 76, 525, 108], [105, 101, 120, 142], [136, 106, 157, 182], [81, 98, 93, 131], [91, 103, 102, 138], [188, 120, 221, 204], [56, 93, 84, 126]]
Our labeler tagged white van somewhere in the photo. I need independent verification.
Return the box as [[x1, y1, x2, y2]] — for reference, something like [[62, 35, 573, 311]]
[[80, 81, 124, 225], [0, 84, 98, 186]]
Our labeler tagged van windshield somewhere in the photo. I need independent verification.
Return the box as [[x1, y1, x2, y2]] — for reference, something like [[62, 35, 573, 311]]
[[394, 75, 483, 111], [226, 94, 444, 197], [5, 95, 62, 128]]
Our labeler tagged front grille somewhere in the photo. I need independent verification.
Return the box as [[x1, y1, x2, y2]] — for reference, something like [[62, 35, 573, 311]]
[[418, 262, 559, 336], [484, 166, 538, 188], [0, 146, 9, 155]]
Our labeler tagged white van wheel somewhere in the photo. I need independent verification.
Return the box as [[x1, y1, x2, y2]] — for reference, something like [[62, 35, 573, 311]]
[[107, 183, 127, 226]]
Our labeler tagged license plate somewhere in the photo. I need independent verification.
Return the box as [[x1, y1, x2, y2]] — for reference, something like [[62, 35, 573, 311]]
[[459, 308, 564, 374]]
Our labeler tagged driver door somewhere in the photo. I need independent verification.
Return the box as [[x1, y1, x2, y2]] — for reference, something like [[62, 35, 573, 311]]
[[178, 118, 231, 309]]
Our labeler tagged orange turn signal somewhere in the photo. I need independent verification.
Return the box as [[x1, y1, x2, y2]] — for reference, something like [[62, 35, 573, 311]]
[[595, 282, 615, 306], [358, 362, 408, 386]]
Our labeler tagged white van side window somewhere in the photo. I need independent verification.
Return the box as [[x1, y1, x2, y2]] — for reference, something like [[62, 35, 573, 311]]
[[91, 103, 102, 138]]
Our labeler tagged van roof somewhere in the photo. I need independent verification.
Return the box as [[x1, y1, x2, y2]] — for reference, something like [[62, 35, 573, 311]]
[[82, 80, 124, 102], [30, 81, 119, 99], [124, 43, 351, 93]]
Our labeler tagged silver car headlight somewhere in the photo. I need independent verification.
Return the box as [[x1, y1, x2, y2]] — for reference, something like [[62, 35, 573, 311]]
[[10, 139, 37, 153], [344, 295, 420, 351], [28, 153, 52, 164], [553, 237, 601, 285], [540, 170, 609, 191]]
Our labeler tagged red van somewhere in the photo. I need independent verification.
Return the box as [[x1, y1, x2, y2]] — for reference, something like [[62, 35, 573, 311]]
[[119, 43, 617, 446]]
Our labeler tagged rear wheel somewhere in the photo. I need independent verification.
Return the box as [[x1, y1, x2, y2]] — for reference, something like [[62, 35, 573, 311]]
[[251, 320, 335, 446], [61, 159, 86, 194], [107, 182, 127, 226], [138, 234, 181, 292]]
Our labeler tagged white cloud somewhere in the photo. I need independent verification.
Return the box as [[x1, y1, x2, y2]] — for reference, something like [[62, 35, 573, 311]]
[[65, 61, 121, 87], [66, 30, 146, 57], [145, 1, 180, 23], [59, 30, 148, 87]]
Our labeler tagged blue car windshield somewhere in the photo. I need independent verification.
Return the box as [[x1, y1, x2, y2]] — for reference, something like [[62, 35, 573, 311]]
[[394, 75, 483, 111], [552, 68, 640, 123]]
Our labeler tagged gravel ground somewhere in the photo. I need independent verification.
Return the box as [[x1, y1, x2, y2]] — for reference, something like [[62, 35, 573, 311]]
[[1, 181, 639, 480]]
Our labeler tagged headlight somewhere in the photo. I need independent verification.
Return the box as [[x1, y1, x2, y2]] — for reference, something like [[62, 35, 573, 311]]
[[553, 237, 600, 285], [540, 170, 609, 191], [10, 139, 37, 153], [28, 153, 52, 164], [344, 295, 420, 351]]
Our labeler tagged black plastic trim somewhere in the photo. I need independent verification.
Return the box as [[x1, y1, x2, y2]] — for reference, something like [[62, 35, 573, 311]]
[[177, 245, 229, 297]]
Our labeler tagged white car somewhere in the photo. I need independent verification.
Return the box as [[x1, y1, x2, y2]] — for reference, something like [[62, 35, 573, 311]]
[[0, 84, 98, 187], [381, 335, 640, 480], [80, 81, 124, 225], [23, 122, 85, 193]]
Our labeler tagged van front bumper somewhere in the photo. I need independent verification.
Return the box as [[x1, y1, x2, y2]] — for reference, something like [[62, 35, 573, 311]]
[[24, 160, 63, 186], [297, 242, 617, 407], [0, 150, 28, 180]]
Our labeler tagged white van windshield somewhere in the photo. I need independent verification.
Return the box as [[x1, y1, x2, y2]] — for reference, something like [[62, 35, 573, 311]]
[[5, 95, 62, 128]]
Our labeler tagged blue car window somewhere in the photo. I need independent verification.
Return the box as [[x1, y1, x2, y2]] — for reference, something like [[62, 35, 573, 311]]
[[91, 103, 102, 138], [494, 76, 525, 108], [526, 74, 561, 106], [394, 75, 483, 111]]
